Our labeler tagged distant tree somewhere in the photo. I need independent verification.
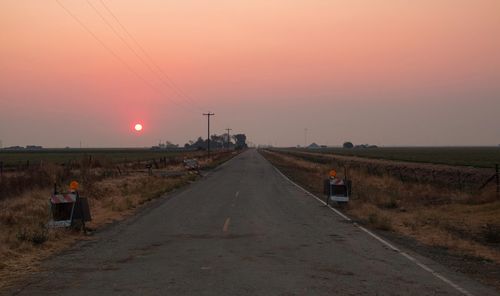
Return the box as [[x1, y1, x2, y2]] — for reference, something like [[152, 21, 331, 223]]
[[222, 133, 233, 148], [184, 134, 246, 150], [210, 134, 225, 149], [193, 137, 206, 150], [343, 141, 354, 149], [233, 134, 248, 149]]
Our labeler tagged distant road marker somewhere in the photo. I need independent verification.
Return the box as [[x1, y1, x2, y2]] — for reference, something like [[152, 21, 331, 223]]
[[272, 165, 474, 296], [223, 217, 231, 233]]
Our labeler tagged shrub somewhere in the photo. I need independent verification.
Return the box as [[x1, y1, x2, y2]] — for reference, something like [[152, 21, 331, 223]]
[[16, 227, 48, 245], [367, 212, 393, 231]]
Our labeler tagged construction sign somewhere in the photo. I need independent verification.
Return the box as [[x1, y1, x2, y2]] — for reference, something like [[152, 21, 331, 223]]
[[48, 188, 91, 229]]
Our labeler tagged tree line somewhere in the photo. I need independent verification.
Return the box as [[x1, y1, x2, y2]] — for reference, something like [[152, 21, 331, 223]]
[[184, 134, 247, 150]]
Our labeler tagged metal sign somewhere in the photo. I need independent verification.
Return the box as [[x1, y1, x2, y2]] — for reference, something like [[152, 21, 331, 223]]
[[48, 191, 91, 229], [184, 159, 200, 170], [324, 173, 351, 204]]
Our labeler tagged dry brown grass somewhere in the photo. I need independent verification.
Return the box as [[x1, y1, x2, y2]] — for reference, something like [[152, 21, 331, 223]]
[[260, 149, 500, 264], [274, 149, 494, 191], [0, 151, 237, 290], [0, 174, 195, 290]]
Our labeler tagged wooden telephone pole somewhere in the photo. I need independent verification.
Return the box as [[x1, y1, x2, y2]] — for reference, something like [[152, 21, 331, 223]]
[[203, 113, 215, 157]]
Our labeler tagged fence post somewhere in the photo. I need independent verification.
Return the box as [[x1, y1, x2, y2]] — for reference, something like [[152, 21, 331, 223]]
[[496, 164, 499, 198], [457, 171, 463, 191]]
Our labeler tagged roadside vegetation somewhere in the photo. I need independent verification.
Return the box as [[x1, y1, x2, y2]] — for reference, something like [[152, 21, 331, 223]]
[[260, 148, 500, 289], [0, 148, 188, 168], [0, 150, 237, 290]]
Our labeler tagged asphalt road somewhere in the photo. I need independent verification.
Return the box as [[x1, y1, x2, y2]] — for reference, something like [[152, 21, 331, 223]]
[[8, 149, 498, 295]]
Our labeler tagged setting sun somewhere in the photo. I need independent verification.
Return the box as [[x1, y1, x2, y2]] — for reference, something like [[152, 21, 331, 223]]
[[134, 123, 143, 132], [1, 1, 499, 293]]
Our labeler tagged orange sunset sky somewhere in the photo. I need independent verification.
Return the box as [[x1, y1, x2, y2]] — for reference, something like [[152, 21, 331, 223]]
[[1, 0, 499, 147]]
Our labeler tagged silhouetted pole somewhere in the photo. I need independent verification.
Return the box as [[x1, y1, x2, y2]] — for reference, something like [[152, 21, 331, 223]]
[[203, 112, 215, 157], [496, 164, 499, 198], [225, 128, 232, 150]]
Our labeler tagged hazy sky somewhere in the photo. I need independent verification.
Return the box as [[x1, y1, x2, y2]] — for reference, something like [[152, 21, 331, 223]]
[[1, 0, 499, 147]]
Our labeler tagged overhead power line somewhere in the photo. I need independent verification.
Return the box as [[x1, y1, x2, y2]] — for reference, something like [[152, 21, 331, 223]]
[[86, 0, 199, 111], [55, 0, 194, 113], [98, 0, 205, 110]]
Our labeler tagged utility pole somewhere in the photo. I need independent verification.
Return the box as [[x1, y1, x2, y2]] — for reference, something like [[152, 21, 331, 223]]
[[203, 112, 215, 157], [225, 128, 232, 150]]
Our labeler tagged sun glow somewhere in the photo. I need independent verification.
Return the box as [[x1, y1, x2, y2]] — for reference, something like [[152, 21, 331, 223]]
[[134, 123, 143, 132]]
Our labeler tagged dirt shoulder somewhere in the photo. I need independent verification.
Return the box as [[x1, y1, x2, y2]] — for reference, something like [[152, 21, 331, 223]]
[[260, 149, 500, 292]]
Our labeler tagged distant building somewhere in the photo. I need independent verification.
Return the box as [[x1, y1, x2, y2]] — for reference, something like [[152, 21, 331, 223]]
[[151, 141, 180, 150], [4, 146, 24, 150], [4, 145, 43, 150], [307, 142, 320, 149], [26, 145, 43, 150], [354, 144, 378, 149], [165, 141, 179, 148]]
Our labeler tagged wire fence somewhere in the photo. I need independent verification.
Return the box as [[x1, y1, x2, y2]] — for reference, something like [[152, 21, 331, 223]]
[[274, 149, 500, 197]]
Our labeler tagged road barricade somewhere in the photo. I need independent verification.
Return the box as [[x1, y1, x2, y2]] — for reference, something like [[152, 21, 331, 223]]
[[183, 159, 200, 171], [48, 191, 91, 229], [323, 169, 352, 204]]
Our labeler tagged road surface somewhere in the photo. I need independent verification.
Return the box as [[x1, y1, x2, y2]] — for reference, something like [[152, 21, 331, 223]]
[[7, 149, 497, 295]]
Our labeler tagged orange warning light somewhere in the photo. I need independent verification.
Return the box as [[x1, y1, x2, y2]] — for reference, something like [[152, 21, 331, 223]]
[[69, 181, 79, 191]]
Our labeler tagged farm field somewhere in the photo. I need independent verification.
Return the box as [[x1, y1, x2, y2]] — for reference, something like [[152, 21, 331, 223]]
[[296, 147, 500, 168], [0, 148, 196, 168]]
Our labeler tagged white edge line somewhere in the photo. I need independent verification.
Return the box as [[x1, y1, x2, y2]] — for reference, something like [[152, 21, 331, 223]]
[[272, 165, 474, 296]]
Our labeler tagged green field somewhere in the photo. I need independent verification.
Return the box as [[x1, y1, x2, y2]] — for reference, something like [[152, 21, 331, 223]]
[[294, 147, 500, 168], [0, 148, 194, 167]]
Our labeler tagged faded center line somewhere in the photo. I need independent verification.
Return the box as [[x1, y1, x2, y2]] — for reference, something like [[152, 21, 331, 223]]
[[232, 191, 240, 207], [223, 217, 231, 233]]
